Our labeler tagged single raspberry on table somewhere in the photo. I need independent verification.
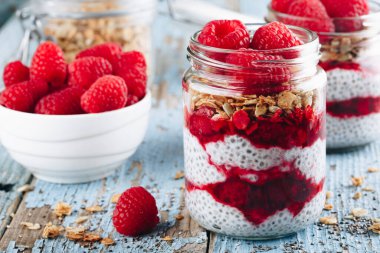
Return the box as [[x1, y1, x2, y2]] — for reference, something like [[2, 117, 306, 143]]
[[81, 75, 128, 113], [68, 57, 113, 90], [113, 186, 159, 236], [285, 0, 335, 33], [115, 52, 147, 99], [30, 41, 67, 89], [3, 61, 29, 87], [232, 110, 251, 130], [271, 0, 293, 13], [76, 43, 122, 70], [35, 86, 84, 115], [198, 20, 250, 49], [225, 48, 291, 87], [320, 0, 369, 32], [0, 82, 35, 112], [251, 22, 303, 50]]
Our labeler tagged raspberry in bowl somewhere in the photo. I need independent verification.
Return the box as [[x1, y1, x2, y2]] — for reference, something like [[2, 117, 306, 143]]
[[266, 0, 380, 150], [0, 42, 150, 183], [183, 21, 326, 239]]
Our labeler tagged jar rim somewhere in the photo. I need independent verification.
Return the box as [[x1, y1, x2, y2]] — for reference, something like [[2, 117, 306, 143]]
[[266, 0, 380, 36], [188, 23, 320, 71]]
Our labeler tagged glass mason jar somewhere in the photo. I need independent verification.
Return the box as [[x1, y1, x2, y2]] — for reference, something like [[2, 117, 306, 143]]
[[27, 0, 155, 75], [183, 24, 327, 239], [266, 1, 380, 150]]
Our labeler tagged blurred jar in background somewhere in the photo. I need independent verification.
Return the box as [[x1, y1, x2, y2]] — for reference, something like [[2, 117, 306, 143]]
[[28, 0, 156, 76]]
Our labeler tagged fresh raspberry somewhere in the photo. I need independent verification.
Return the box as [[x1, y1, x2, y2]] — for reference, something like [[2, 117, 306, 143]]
[[271, 0, 293, 12], [116, 51, 147, 71], [225, 49, 291, 87], [320, 0, 369, 32], [68, 57, 112, 90], [76, 43, 122, 70], [81, 75, 128, 113], [112, 186, 159, 236], [232, 110, 250, 130], [35, 86, 84, 115], [30, 41, 67, 89], [285, 0, 335, 33], [198, 20, 250, 49], [114, 52, 147, 99], [251, 22, 303, 50], [27, 79, 49, 101], [0, 82, 35, 112], [189, 106, 216, 136], [126, 94, 140, 106], [3, 61, 29, 87]]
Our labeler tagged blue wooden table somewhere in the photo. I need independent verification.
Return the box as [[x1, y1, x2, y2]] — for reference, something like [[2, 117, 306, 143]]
[[0, 1, 379, 252]]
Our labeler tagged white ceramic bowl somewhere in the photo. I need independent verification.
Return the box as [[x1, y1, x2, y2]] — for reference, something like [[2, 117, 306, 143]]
[[0, 91, 151, 184]]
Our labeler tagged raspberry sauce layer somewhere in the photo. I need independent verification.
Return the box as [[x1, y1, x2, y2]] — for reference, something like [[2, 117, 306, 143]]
[[319, 61, 361, 72], [327, 96, 380, 118], [186, 161, 324, 225], [185, 106, 325, 150]]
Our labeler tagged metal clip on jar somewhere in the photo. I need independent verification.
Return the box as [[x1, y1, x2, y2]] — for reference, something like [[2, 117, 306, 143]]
[[182, 24, 327, 239], [25, 0, 155, 74], [267, 1, 380, 150]]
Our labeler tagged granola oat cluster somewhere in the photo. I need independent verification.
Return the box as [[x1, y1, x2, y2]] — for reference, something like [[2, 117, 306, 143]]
[[320, 36, 363, 63], [189, 88, 316, 119]]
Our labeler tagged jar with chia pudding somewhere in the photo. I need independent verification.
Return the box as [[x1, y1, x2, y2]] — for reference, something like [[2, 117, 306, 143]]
[[183, 21, 326, 239], [266, 0, 380, 150]]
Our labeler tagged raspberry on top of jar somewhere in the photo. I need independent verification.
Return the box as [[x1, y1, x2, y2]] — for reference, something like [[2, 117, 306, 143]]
[[183, 21, 326, 238], [267, 0, 380, 149]]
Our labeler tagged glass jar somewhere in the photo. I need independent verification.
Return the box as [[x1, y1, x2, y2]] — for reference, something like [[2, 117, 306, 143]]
[[27, 0, 155, 75], [266, 1, 380, 150], [183, 24, 326, 239]]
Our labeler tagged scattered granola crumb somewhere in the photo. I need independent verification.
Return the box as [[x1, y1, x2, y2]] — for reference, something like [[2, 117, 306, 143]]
[[83, 233, 102, 242], [65, 226, 85, 241], [101, 237, 115, 246], [174, 171, 184, 180], [75, 216, 89, 224], [20, 222, 41, 230], [368, 167, 380, 173], [362, 186, 375, 192], [369, 223, 380, 234], [344, 215, 355, 220], [319, 215, 338, 225], [42, 223, 63, 239], [111, 194, 121, 203], [85, 205, 103, 213], [175, 214, 184, 220], [162, 235, 173, 241], [351, 208, 368, 217], [373, 218, 380, 223], [324, 203, 333, 211], [351, 176, 364, 187], [353, 192, 362, 200], [326, 191, 333, 200], [54, 202, 72, 217], [17, 184, 34, 193]]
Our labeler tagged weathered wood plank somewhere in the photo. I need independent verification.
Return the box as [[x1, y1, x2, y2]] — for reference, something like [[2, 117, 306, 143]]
[[208, 143, 380, 253]]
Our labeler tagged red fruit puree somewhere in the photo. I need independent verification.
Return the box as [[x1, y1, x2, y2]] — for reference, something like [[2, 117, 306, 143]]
[[327, 96, 380, 118], [186, 162, 324, 225], [185, 106, 325, 150], [185, 105, 325, 225]]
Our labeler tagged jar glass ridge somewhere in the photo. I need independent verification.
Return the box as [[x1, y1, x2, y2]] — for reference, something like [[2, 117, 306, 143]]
[[183, 24, 327, 239]]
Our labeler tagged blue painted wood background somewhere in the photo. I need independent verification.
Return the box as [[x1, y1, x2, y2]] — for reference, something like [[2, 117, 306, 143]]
[[0, 0, 379, 252]]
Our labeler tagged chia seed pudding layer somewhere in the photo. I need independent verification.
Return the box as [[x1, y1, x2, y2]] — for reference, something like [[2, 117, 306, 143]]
[[324, 66, 380, 148]]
